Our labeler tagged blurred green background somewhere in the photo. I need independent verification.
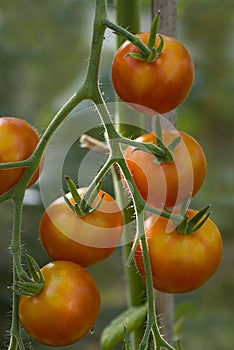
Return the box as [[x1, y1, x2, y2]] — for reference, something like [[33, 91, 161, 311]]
[[0, 0, 233, 349]]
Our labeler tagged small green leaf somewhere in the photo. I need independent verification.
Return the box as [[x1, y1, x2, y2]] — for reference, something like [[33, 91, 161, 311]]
[[101, 304, 147, 350]]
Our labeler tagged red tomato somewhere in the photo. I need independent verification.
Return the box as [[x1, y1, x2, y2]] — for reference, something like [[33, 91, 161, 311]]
[[40, 188, 123, 266], [0, 117, 41, 195], [134, 210, 223, 293], [18, 261, 101, 346], [124, 130, 206, 208], [112, 32, 194, 114]]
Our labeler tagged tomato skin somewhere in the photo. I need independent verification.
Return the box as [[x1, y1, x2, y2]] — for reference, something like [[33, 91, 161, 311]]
[[40, 188, 123, 267], [19, 261, 101, 346], [0, 117, 40, 195], [124, 130, 206, 208], [134, 210, 223, 293], [112, 32, 194, 114]]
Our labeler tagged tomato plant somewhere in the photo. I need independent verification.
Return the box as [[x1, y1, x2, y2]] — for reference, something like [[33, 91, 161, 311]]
[[134, 210, 223, 293], [124, 130, 207, 208], [40, 188, 123, 266], [0, 117, 41, 195], [0, 3, 224, 350], [112, 32, 194, 115], [18, 260, 101, 346]]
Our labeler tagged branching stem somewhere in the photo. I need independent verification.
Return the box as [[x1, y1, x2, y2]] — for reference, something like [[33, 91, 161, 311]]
[[2, 1, 179, 349]]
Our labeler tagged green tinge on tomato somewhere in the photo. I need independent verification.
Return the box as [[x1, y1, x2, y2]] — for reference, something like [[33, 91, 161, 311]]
[[19, 261, 101, 346], [40, 188, 123, 267], [112, 32, 194, 115], [134, 210, 223, 293]]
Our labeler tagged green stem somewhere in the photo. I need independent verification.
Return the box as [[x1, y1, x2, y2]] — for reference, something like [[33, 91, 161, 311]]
[[103, 19, 151, 58], [8, 195, 26, 350]]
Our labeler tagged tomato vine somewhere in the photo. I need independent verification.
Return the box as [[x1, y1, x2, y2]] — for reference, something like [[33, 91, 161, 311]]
[[0, 0, 222, 349]]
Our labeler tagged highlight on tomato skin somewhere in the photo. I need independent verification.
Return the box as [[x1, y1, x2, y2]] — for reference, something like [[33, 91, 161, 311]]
[[112, 32, 195, 115], [40, 188, 124, 267], [18, 260, 101, 347], [134, 210, 223, 294], [0, 116, 41, 195], [123, 129, 207, 209]]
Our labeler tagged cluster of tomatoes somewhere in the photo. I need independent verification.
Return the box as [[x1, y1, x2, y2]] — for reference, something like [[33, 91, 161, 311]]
[[0, 29, 223, 348], [20, 190, 123, 346], [112, 31, 223, 293], [0, 117, 124, 346]]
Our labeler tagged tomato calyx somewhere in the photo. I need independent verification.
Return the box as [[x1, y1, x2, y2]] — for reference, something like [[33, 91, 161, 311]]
[[64, 176, 104, 217], [126, 11, 164, 63], [104, 12, 164, 63], [11, 255, 44, 296], [176, 205, 211, 235], [131, 133, 181, 164]]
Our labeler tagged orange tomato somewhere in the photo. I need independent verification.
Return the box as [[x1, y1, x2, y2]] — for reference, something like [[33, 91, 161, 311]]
[[134, 210, 223, 293], [19, 261, 101, 346]]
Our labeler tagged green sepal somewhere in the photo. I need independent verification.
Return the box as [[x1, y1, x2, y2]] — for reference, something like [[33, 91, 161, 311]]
[[147, 10, 161, 49], [154, 117, 181, 163], [101, 304, 147, 350], [64, 176, 104, 217], [177, 205, 211, 234], [187, 206, 211, 233], [26, 254, 44, 284], [154, 137, 174, 163], [125, 52, 148, 62], [81, 181, 102, 211], [13, 280, 44, 296], [167, 136, 182, 154], [131, 141, 166, 161], [65, 175, 82, 206], [147, 35, 164, 62]]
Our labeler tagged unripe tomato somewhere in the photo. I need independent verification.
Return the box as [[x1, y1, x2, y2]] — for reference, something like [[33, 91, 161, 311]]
[[124, 130, 206, 208], [40, 188, 123, 266], [19, 261, 101, 346], [0, 117, 41, 195], [112, 32, 194, 114], [134, 211, 223, 293]]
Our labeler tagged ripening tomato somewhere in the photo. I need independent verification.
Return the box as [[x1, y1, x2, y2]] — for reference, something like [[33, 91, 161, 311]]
[[134, 210, 223, 293], [124, 130, 206, 208], [19, 261, 101, 346], [112, 32, 194, 114], [40, 188, 123, 267], [0, 117, 41, 195]]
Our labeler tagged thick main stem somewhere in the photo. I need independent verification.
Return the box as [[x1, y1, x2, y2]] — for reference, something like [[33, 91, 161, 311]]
[[151, 0, 178, 346], [114, 2, 148, 348]]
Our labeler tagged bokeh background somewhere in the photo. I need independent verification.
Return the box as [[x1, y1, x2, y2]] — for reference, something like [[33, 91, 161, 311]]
[[0, 0, 233, 349]]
